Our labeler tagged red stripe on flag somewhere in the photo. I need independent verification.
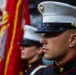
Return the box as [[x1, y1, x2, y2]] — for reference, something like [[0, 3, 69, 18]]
[[4, 0, 30, 75], [4, 0, 24, 75]]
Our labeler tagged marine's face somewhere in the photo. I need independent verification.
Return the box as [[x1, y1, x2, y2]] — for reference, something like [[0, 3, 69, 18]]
[[40, 30, 70, 60], [20, 46, 37, 60]]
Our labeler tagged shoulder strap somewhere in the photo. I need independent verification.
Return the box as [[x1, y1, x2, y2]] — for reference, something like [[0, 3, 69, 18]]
[[30, 65, 46, 75]]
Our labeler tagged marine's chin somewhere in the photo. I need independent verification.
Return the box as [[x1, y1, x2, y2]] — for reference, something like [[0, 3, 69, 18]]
[[21, 56, 25, 59], [21, 55, 27, 59], [44, 54, 54, 60]]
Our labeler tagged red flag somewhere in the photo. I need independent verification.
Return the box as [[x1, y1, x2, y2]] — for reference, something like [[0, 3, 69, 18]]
[[4, 0, 23, 75], [0, 10, 5, 75], [24, 0, 30, 25], [0, 1, 7, 74], [0, 24, 7, 75], [0, 58, 5, 75], [4, 0, 30, 75]]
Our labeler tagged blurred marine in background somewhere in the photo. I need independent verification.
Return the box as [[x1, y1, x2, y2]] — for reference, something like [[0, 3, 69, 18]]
[[19, 25, 46, 75]]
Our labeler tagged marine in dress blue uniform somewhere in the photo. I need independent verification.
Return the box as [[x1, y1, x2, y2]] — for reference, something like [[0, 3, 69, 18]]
[[22, 59, 45, 75], [19, 25, 46, 75], [35, 1, 76, 75]]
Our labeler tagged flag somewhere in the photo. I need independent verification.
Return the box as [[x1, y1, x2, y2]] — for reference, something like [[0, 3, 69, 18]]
[[4, 0, 23, 74], [0, 24, 7, 75], [3, 0, 30, 75], [0, 10, 4, 75], [0, 57, 5, 75], [23, 0, 30, 25], [0, 0, 7, 75]]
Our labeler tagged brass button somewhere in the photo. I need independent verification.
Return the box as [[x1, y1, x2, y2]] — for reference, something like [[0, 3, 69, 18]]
[[71, 22, 75, 26], [29, 64, 31, 68], [59, 67, 64, 73], [25, 70, 27, 73]]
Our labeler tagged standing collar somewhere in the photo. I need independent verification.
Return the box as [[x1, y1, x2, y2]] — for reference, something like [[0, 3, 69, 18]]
[[28, 58, 43, 69], [53, 56, 76, 74]]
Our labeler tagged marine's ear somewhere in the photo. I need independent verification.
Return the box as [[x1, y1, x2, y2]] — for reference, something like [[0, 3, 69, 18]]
[[69, 34, 76, 47]]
